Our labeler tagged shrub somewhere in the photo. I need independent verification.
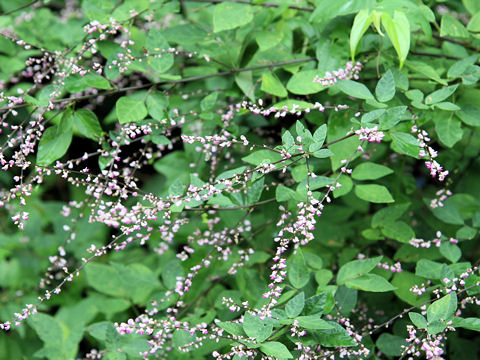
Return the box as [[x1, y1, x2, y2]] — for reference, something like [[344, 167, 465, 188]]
[[1, 0, 480, 359]]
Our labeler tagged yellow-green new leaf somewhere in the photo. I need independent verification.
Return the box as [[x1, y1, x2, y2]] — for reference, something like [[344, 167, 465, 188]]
[[350, 10, 372, 60], [381, 11, 410, 68], [261, 72, 288, 97]]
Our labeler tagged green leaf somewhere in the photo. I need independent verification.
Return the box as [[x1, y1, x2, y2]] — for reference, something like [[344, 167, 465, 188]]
[[409, 312, 427, 328], [73, 109, 102, 140], [256, 31, 282, 51], [457, 105, 480, 126], [355, 184, 394, 203], [213, 2, 253, 32], [441, 13, 470, 38], [295, 315, 334, 330], [116, 97, 147, 124], [468, 12, 480, 32], [440, 242, 462, 263], [381, 11, 410, 68], [427, 293, 457, 323], [376, 333, 406, 357], [200, 92, 218, 111], [350, 10, 372, 60], [313, 124, 327, 145], [304, 293, 327, 315], [312, 321, 356, 347], [64, 73, 111, 93], [337, 256, 382, 284], [453, 317, 480, 331], [346, 274, 396, 292], [425, 85, 458, 105], [435, 102, 461, 111], [37, 111, 73, 166], [243, 312, 273, 342], [390, 132, 421, 158], [406, 61, 447, 85], [289, 249, 310, 289], [260, 342, 293, 359], [431, 201, 464, 225], [436, 114, 463, 148], [287, 70, 324, 95], [352, 162, 393, 180], [261, 72, 287, 97], [336, 79, 374, 100], [375, 70, 396, 102], [162, 259, 185, 289], [416, 259, 443, 280], [285, 292, 305, 318], [381, 221, 415, 243], [217, 321, 247, 337], [372, 203, 410, 227], [275, 185, 298, 202], [242, 150, 282, 166], [392, 271, 430, 306]]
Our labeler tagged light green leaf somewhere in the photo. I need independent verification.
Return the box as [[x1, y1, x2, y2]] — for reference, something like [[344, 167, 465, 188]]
[[73, 109, 102, 140], [289, 249, 310, 289], [453, 317, 480, 331], [261, 72, 287, 97], [441, 13, 470, 38], [350, 10, 372, 60], [457, 105, 480, 126], [285, 292, 305, 318], [376, 333, 406, 357], [381, 11, 410, 68], [406, 61, 447, 85], [243, 312, 273, 342], [295, 315, 334, 330], [390, 132, 421, 158], [440, 242, 462, 263], [416, 259, 443, 280], [409, 312, 427, 328], [371, 203, 410, 227], [37, 111, 73, 166], [355, 184, 394, 203], [337, 256, 382, 284], [352, 162, 393, 180], [213, 2, 253, 32], [200, 92, 218, 111], [435, 114, 463, 148], [287, 70, 324, 95], [116, 97, 147, 124], [336, 79, 374, 100], [375, 70, 396, 102], [381, 220, 415, 243], [260, 342, 293, 359], [425, 85, 458, 105], [435, 102, 460, 111], [256, 31, 282, 51], [468, 12, 480, 32], [242, 150, 282, 166], [427, 293, 457, 323], [346, 274, 396, 292]]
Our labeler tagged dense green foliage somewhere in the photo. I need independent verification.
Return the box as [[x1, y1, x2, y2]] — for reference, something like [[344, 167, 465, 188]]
[[1, 0, 480, 359]]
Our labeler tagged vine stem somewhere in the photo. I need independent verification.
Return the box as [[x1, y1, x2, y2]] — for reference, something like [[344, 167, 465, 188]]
[[0, 57, 316, 112], [185, 0, 314, 11], [0, 0, 40, 16]]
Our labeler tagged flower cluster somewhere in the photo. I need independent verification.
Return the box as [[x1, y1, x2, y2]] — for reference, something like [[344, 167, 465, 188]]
[[355, 126, 385, 143], [313, 61, 363, 86], [412, 125, 449, 181], [409, 231, 458, 248]]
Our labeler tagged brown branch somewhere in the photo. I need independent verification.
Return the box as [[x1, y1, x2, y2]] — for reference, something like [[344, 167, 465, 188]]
[[0, 57, 316, 112], [0, 0, 40, 16]]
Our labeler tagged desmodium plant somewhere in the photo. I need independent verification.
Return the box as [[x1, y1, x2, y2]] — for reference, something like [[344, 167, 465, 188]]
[[1, 0, 480, 359]]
